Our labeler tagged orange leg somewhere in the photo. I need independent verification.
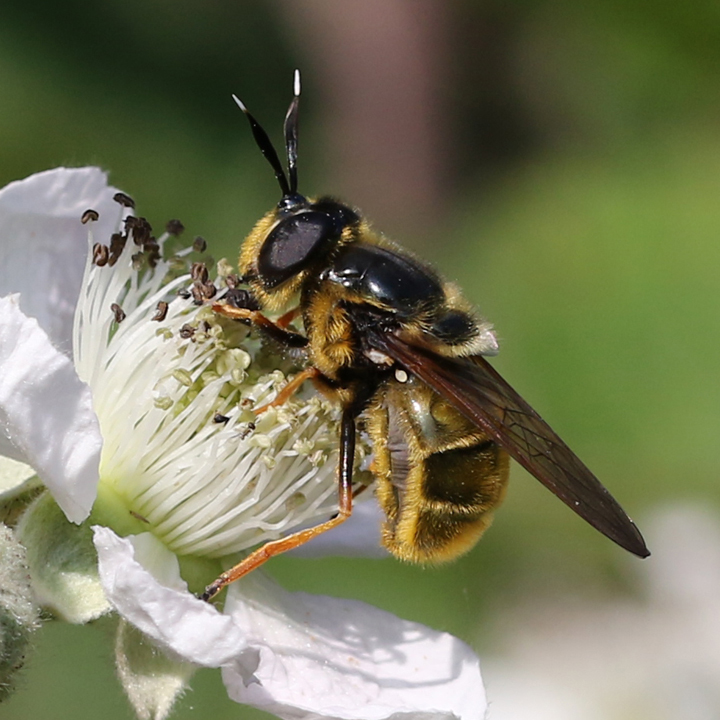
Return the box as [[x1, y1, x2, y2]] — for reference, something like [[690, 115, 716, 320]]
[[201, 406, 357, 601], [211, 302, 307, 349], [254, 366, 321, 414], [212, 303, 319, 413], [201, 490, 352, 601], [276, 306, 301, 329], [211, 303, 259, 323]]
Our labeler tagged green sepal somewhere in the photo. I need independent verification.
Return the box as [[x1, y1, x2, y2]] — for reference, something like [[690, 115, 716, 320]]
[[0, 523, 40, 702], [15, 493, 111, 623], [115, 618, 196, 720]]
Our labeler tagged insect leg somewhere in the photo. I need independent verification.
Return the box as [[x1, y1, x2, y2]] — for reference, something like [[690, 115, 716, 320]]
[[253, 366, 322, 414], [211, 301, 308, 348], [275, 306, 301, 329], [201, 405, 357, 602], [352, 480, 372, 500]]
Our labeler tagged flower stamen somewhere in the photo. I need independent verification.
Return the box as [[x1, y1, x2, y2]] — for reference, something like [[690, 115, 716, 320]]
[[74, 199, 359, 559]]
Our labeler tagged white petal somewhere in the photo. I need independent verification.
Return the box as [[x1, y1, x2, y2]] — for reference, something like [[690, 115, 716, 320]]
[[93, 526, 257, 669], [0, 295, 101, 522], [289, 498, 389, 559], [93, 528, 484, 719], [128, 532, 188, 593], [0, 167, 121, 356], [223, 574, 486, 720]]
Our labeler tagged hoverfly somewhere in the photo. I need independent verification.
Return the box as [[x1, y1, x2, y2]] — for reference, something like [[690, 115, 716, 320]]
[[201, 72, 649, 601]]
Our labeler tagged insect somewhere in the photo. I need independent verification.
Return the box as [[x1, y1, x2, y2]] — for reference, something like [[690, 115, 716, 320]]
[[201, 72, 649, 601]]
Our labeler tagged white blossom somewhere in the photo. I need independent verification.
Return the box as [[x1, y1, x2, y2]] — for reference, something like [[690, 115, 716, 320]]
[[0, 168, 487, 720]]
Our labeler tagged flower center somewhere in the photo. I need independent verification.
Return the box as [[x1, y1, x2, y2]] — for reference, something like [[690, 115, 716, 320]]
[[76, 197, 367, 559]]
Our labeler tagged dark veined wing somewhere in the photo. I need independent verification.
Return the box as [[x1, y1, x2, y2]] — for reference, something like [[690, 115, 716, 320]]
[[369, 330, 650, 558]]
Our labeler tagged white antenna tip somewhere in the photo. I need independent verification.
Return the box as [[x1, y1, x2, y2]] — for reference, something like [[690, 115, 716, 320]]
[[231, 94, 248, 113], [293, 69, 301, 97]]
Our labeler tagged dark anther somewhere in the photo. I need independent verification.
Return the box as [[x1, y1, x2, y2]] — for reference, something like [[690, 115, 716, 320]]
[[190, 285, 205, 305], [144, 240, 161, 269], [131, 217, 153, 246], [179, 324, 195, 339], [191, 262, 209, 284], [107, 233, 127, 267], [225, 274, 239, 289], [131, 252, 145, 270], [152, 301, 169, 322], [92, 243, 109, 266], [177, 289, 192, 299], [109, 232, 127, 254], [193, 236, 207, 253], [111, 303, 126, 323], [190, 280, 217, 304], [165, 219, 185, 236], [113, 192, 136, 209], [82, 209, 99, 224], [213, 413, 230, 424], [239, 421, 256, 439]]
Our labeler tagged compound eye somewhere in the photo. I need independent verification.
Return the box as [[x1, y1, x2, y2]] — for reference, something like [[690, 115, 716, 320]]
[[258, 211, 337, 288]]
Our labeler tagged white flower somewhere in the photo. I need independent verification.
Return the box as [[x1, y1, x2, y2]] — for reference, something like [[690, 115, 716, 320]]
[[0, 168, 486, 720]]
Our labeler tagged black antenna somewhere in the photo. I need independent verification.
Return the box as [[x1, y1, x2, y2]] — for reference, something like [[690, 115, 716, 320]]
[[232, 93, 291, 197], [283, 69, 301, 195]]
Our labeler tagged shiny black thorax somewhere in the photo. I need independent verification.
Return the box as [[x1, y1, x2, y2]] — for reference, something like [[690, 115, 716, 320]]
[[254, 195, 461, 334], [321, 243, 445, 319], [241, 195, 481, 394]]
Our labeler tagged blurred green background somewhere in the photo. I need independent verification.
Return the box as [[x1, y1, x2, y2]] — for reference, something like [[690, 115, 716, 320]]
[[3, 1, 720, 718]]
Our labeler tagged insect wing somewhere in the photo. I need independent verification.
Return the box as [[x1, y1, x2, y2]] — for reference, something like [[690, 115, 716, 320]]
[[370, 331, 649, 558]]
